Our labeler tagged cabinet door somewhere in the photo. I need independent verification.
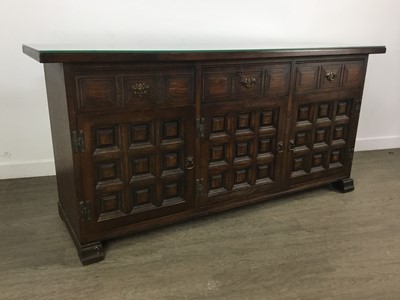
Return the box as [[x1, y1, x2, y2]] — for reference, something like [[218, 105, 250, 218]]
[[284, 92, 361, 186], [199, 101, 287, 206], [78, 108, 195, 235], [199, 62, 291, 207]]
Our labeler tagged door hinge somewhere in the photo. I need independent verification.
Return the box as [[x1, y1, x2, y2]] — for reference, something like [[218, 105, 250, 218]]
[[196, 178, 204, 197], [72, 130, 85, 153], [196, 118, 205, 138], [79, 201, 91, 221], [355, 99, 362, 113], [348, 147, 355, 162]]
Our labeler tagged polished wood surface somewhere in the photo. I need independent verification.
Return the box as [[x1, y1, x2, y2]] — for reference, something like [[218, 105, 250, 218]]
[[23, 46, 385, 264], [23, 44, 386, 63], [1, 150, 399, 299]]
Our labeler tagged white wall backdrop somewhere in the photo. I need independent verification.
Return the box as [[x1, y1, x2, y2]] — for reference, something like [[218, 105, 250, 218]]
[[0, 0, 399, 179]]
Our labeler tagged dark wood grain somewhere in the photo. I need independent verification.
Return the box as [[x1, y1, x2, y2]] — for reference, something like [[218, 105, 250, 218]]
[[24, 46, 385, 264], [23, 44, 386, 63]]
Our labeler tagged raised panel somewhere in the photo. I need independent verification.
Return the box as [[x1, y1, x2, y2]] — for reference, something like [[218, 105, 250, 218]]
[[131, 155, 156, 181], [259, 110, 278, 132], [208, 171, 229, 196], [319, 64, 342, 90], [210, 116, 227, 136], [333, 125, 345, 141], [314, 127, 330, 146], [330, 148, 345, 167], [96, 161, 122, 188], [265, 64, 291, 96], [295, 65, 319, 92], [165, 75, 194, 105], [124, 76, 158, 105], [310, 151, 329, 172], [295, 131, 312, 150], [234, 141, 252, 162], [209, 144, 228, 166], [163, 152, 180, 170], [162, 150, 184, 177], [342, 61, 365, 88], [292, 156, 307, 174], [297, 105, 313, 124], [203, 73, 232, 101], [97, 191, 124, 220], [162, 179, 185, 205], [233, 168, 251, 189], [236, 71, 262, 98], [260, 111, 273, 126], [316, 102, 334, 123], [236, 113, 254, 134], [93, 125, 120, 154], [131, 186, 156, 212], [77, 77, 117, 111], [161, 120, 183, 144], [258, 137, 273, 155], [336, 100, 352, 119], [255, 163, 273, 185], [130, 122, 155, 149]]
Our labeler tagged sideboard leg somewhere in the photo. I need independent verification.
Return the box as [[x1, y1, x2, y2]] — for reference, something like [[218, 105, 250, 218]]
[[78, 241, 104, 265], [332, 178, 354, 193]]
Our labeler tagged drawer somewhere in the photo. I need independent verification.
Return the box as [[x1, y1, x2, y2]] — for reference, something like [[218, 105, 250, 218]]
[[295, 60, 366, 93], [202, 63, 291, 102], [74, 66, 194, 112]]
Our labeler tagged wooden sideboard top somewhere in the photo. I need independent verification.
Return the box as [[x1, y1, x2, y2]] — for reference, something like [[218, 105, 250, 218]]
[[22, 44, 386, 63]]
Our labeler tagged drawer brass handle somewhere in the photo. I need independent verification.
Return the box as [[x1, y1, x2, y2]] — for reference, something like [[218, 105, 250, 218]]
[[325, 71, 337, 82], [132, 82, 150, 98], [241, 77, 257, 88], [185, 156, 195, 170], [288, 140, 295, 151], [276, 142, 284, 153]]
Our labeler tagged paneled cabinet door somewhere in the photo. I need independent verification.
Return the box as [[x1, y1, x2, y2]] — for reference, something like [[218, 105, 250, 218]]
[[77, 108, 195, 235], [284, 92, 360, 186], [198, 62, 291, 207], [198, 101, 287, 207]]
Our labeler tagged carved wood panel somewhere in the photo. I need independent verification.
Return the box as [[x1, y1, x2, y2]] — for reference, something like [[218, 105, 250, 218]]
[[202, 63, 291, 102], [74, 66, 194, 112], [200, 102, 285, 206], [286, 94, 358, 185], [294, 60, 366, 93], [78, 108, 195, 226]]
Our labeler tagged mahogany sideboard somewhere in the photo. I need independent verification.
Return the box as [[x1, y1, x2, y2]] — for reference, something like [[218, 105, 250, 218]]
[[23, 45, 386, 265]]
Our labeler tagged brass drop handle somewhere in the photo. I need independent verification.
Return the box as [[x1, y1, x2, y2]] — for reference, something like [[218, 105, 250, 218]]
[[325, 71, 337, 82], [288, 140, 295, 151], [241, 77, 257, 88], [185, 155, 195, 170], [132, 82, 150, 98], [276, 142, 284, 153]]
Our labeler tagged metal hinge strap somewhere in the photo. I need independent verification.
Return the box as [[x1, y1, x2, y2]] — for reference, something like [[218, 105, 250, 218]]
[[72, 130, 85, 153], [196, 178, 204, 197], [79, 201, 91, 221], [348, 147, 355, 162], [196, 118, 205, 138]]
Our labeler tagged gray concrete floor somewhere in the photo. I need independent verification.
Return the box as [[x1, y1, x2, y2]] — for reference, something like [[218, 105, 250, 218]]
[[1, 149, 400, 300]]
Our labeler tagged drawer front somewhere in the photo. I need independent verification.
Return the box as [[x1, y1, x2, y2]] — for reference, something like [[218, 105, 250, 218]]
[[295, 59, 366, 93], [202, 63, 291, 102], [73, 66, 194, 112]]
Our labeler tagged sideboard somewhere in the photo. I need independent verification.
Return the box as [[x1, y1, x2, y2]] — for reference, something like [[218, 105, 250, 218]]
[[23, 45, 386, 265]]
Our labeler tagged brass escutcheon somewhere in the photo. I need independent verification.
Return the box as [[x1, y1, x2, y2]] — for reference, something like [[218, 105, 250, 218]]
[[325, 71, 337, 82]]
